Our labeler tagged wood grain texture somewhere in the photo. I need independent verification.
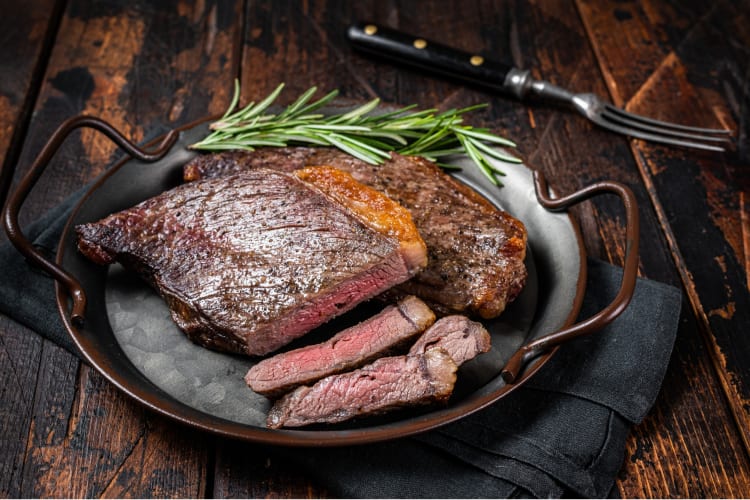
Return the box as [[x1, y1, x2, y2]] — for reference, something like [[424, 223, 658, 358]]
[[212, 440, 328, 498], [619, 307, 750, 497], [0, 319, 44, 497], [12, 0, 243, 225], [576, 0, 750, 468], [0, 0, 63, 237], [1, 0, 243, 497], [19, 353, 209, 498], [479, 4, 750, 494], [0, 0, 60, 176], [0, 1, 63, 497], [2, 0, 749, 497]]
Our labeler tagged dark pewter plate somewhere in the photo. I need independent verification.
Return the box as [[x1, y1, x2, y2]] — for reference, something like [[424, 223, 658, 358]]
[[50, 119, 587, 446]]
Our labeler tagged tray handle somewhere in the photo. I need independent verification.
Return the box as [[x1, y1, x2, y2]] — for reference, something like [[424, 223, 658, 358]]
[[501, 171, 640, 383], [2, 115, 179, 326]]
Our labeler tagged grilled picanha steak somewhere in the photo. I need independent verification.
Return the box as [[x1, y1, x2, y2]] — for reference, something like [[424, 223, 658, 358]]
[[76, 166, 427, 356], [184, 148, 528, 319], [266, 347, 457, 429], [245, 295, 435, 397], [409, 315, 491, 366]]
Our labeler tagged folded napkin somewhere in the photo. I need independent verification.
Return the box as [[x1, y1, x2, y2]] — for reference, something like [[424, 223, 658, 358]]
[[0, 194, 681, 498]]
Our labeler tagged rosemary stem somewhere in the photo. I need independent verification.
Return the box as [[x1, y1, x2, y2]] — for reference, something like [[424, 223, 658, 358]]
[[190, 82, 520, 184]]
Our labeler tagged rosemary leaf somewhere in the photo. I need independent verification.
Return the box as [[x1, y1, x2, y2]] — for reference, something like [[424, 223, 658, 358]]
[[290, 90, 339, 118], [325, 133, 385, 164], [278, 86, 319, 118], [466, 136, 522, 165], [453, 126, 517, 147], [456, 134, 502, 186], [331, 98, 381, 123], [220, 80, 242, 120]]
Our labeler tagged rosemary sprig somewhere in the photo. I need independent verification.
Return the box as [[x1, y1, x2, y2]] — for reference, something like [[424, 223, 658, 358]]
[[190, 81, 521, 185]]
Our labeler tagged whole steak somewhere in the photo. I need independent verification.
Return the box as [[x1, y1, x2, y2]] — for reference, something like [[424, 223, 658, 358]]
[[76, 167, 427, 356], [184, 148, 528, 319]]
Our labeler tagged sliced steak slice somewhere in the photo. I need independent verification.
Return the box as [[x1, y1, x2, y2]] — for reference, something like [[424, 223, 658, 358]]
[[409, 315, 491, 366], [76, 167, 426, 356], [184, 148, 528, 319], [245, 295, 435, 397], [266, 347, 457, 429]]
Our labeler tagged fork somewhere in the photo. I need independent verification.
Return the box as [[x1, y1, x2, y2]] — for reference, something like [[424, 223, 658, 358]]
[[347, 23, 732, 152]]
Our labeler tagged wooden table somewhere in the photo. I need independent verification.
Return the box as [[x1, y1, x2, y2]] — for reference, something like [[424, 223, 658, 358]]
[[1, 0, 748, 497]]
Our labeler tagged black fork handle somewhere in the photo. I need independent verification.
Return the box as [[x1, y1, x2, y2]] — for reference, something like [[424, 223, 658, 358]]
[[2, 115, 179, 326], [501, 171, 640, 383], [347, 22, 570, 103], [347, 22, 517, 95]]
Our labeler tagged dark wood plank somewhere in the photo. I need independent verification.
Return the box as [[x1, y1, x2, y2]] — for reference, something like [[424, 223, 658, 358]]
[[21, 356, 208, 498], [619, 308, 750, 497], [239, 0, 506, 106], [213, 440, 328, 498], [0, 0, 62, 200], [495, 3, 750, 495], [2, 0, 243, 496], [0, 319, 44, 497], [0, 1, 64, 497], [13, 0, 243, 225], [575, 0, 750, 493]]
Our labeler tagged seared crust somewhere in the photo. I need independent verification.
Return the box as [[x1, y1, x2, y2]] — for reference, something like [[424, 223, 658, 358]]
[[296, 166, 427, 272]]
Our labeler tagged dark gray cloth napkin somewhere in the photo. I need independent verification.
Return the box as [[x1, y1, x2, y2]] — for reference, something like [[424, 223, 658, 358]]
[[0, 196, 681, 498]]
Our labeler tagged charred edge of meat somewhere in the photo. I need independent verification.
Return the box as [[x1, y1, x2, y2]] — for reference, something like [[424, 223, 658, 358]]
[[296, 166, 427, 272]]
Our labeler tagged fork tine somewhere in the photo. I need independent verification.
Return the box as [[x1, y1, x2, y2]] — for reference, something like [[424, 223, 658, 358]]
[[603, 105, 733, 138], [590, 115, 728, 152], [522, 78, 732, 150]]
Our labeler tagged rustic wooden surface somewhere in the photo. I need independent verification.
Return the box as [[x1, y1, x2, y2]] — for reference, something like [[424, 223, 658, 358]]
[[1, 0, 748, 497]]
